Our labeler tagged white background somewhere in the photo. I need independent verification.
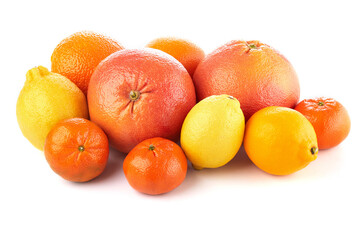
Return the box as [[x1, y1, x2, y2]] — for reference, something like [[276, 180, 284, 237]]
[[1, 0, 359, 239]]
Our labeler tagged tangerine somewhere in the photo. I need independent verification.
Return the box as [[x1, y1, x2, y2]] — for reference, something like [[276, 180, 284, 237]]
[[44, 118, 109, 182], [123, 137, 187, 195], [295, 97, 351, 149]]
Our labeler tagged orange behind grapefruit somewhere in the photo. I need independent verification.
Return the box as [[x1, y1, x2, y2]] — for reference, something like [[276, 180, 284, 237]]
[[51, 31, 124, 95], [146, 37, 205, 77]]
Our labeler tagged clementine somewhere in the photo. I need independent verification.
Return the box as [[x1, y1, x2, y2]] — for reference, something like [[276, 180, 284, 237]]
[[44, 118, 109, 182], [51, 31, 124, 95], [123, 137, 187, 195], [192, 40, 300, 120], [146, 37, 205, 77], [87, 48, 196, 153], [295, 97, 351, 149]]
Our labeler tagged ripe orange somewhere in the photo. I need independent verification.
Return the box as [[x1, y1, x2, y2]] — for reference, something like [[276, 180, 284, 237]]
[[146, 37, 205, 77], [193, 40, 300, 120], [44, 118, 109, 182], [295, 97, 351, 149], [87, 48, 196, 153], [244, 107, 318, 175], [51, 31, 124, 95], [123, 137, 187, 195]]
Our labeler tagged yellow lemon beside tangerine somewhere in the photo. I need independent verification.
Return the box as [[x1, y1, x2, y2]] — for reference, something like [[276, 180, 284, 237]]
[[180, 95, 245, 170], [16, 66, 88, 150], [244, 106, 318, 175]]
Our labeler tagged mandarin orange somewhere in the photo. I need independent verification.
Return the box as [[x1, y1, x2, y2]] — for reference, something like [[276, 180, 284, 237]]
[[123, 137, 187, 195], [295, 97, 351, 149], [44, 118, 109, 182]]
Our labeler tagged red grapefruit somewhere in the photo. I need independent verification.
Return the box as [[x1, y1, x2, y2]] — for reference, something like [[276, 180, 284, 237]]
[[87, 48, 196, 153], [193, 40, 300, 120]]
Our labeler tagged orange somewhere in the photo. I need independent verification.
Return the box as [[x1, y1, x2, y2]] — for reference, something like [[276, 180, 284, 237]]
[[295, 97, 351, 149], [193, 40, 300, 120], [244, 107, 318, 175], [51, 31, 124, 95], [44, 118, 109, 182], [123, 137, 187, 195], [87, 48, 196, 153], [146, 37, 205, 77]]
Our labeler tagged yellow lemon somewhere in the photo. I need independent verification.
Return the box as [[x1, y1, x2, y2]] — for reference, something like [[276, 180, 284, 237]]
[[180, 94, 245, 169], [244, 106, 318, 175], [16, 66, 88, 150]]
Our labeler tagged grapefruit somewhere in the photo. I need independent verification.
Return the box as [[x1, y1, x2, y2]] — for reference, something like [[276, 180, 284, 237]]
[[87, 48, 196, 153], [193, 40, 300, 120]]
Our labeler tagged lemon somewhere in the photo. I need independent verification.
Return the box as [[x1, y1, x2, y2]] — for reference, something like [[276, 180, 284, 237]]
[[180, 95, 245, 169], [244, 106, 318, 175], [16, 66, 88, 150]]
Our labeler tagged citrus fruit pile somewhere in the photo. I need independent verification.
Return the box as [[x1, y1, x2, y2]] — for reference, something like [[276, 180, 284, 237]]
[[16, 31, 351, 195]]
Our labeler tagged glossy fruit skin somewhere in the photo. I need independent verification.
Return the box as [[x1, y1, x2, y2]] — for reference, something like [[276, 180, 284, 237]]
[[295, 97, 351, 149], [193, 40, 300, 120], [180, 95, 245, 169], [16, 66, 89, 150], [146, 37, 205, 77], [123, 137, 187, 195], [88, 48, 196, 153], [244, 106, 318, 175], [44, 118, 109, 182], [51, 31, 124, 95]]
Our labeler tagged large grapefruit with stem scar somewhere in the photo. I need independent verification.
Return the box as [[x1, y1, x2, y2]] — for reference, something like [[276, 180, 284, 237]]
[[87, 48, 196, 153], [193, 40, 300, 120]]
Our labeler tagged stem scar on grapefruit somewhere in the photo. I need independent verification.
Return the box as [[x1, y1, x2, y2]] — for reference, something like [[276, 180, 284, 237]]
[[87, 48, 196, 153], [192, 40, 300, 120]]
